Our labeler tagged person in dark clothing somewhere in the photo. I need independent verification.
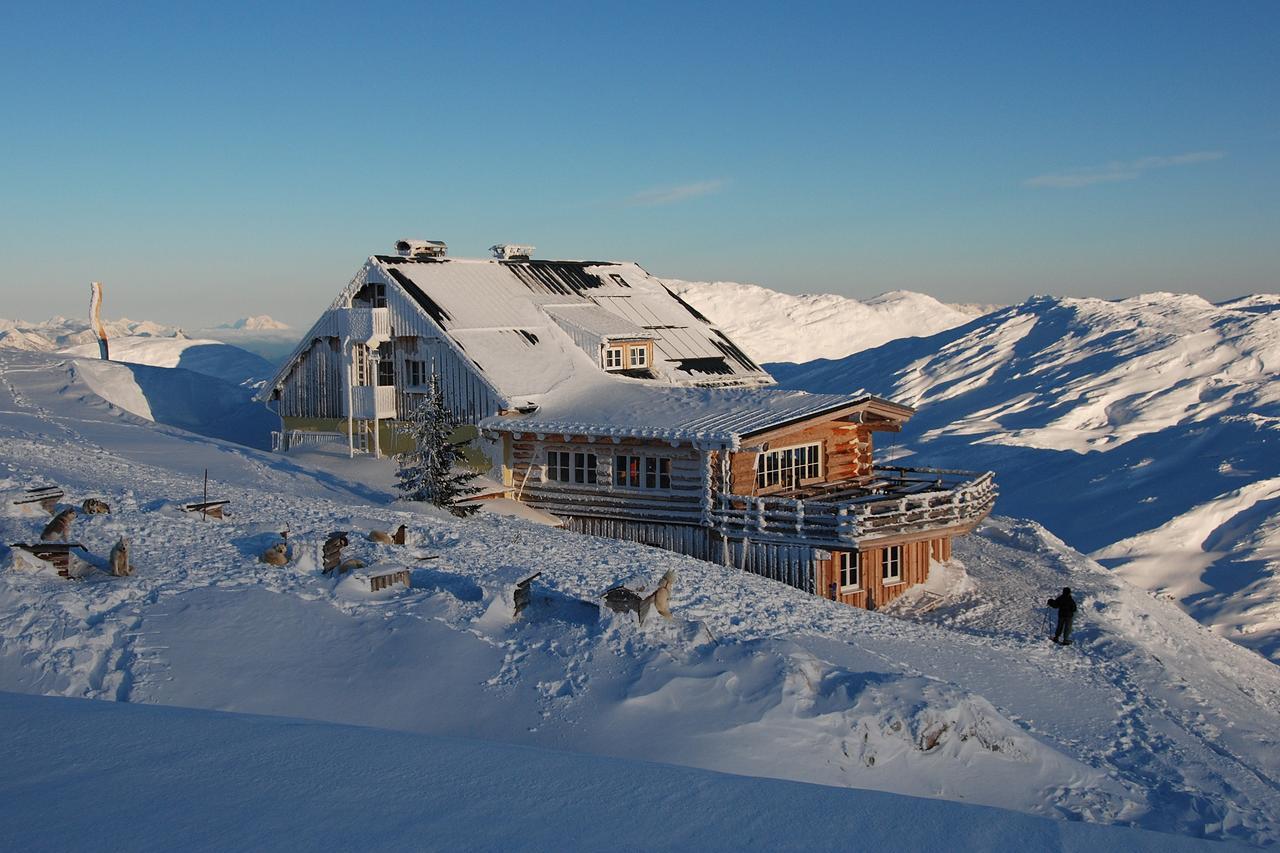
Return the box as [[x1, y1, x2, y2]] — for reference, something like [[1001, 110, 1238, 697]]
[[1047, 587, 1077, 644]]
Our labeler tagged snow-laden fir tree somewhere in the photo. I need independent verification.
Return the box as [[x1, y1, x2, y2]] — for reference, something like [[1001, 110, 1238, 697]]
[[396, 373, 481, 516]]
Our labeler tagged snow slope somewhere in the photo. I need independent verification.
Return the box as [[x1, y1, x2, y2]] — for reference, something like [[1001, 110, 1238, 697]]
[[770, 292, 1280, 662], [60, 336, 275, 387], [1, 348, 1278, 847], [0, 691, 1224, 853], [665, 279, 994, 364]]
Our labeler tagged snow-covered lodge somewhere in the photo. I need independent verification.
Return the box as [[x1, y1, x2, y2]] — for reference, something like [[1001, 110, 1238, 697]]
[[260, 240, 996, 608]]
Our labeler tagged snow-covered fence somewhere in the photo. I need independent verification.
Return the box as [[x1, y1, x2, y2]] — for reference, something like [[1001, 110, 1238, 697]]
[[271, 430, 349, 453]]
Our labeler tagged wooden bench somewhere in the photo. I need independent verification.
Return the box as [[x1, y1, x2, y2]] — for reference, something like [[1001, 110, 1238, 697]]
[[369, 569, 411, 592], [183, 500, 230, 519], [10, 542, 86, 578], [13, 486, 63, 514]]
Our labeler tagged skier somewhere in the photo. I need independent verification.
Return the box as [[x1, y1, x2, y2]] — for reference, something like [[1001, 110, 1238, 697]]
[[1046, 587, 1077, 645]]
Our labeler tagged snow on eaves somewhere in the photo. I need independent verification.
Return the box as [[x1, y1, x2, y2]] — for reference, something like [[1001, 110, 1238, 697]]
[[481, 380, 891, 447]]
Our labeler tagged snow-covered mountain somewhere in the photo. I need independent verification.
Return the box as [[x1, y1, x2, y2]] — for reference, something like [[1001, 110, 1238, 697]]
[[1, 346, 1278, 847], [664, 279, 995, 364], [0, 316, 184, 351], [771, 292, 1280, 662], [217, 315, 291, 330]]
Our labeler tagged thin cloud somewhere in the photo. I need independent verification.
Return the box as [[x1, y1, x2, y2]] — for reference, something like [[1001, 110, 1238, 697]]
[[1024, 150, 1225, 189], [627, 179, 727, 206]]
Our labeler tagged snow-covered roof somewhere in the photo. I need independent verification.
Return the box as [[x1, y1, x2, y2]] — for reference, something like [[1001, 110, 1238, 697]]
[[369, 255, 773, 399], [480, 384, 913, 448]]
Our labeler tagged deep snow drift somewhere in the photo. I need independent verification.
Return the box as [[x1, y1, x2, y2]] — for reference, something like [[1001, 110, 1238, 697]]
[[0, 691, 1223, 853], [1, 347, 1278, 847], [665, 279, 994, 363], [771, 292, 1280, 663]]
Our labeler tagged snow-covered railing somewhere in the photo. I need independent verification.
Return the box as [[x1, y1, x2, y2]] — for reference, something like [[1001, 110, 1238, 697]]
[[339, 306, 391, 345], [350, 385, 397, 420], [271, 430, 348, 453], [711, 468, 996, 546]]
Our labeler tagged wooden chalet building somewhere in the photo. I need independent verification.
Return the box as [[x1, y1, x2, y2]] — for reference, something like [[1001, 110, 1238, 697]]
[[260, 239, 996, 608]]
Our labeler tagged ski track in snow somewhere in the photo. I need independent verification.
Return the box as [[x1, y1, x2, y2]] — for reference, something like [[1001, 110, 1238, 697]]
[[2, 350, 1279, 846]]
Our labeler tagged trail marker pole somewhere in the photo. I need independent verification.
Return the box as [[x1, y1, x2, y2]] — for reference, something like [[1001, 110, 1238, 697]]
[[203, 469, 208, 521]]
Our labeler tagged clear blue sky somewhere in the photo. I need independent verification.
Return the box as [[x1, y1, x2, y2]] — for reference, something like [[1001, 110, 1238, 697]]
[[1, 1, 1277, 326]]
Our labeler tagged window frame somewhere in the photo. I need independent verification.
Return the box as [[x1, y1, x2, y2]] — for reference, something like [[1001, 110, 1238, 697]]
[[628, 344, 648, 369], [614, 454, 671, 490], [604, 346, 624, 370], [838, 551, 861, 591], [754, 441, 823, 491], [405, 359, 428, 388], [882, 545, 903, 584], [546, 450, 597, 485]]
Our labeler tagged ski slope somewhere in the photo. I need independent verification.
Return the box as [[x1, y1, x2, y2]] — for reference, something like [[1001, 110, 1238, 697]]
[[1, 348, 1278, 847], [773, 292, 1280, 663]]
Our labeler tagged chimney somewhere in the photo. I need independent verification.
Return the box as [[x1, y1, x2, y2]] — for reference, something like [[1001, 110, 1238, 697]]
[[395, 238, 447, 258], [490, 243, 535, 261]]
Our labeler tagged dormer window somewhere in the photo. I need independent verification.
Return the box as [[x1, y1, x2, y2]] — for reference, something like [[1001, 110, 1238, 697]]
[[603, 340, 652, 372]]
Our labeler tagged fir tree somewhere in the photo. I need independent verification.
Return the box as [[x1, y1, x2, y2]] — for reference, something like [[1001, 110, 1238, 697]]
[[395, 373, 481, 516]]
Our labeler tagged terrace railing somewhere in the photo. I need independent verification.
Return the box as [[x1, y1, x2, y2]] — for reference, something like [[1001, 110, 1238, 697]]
[[711, 466, 996, 546]]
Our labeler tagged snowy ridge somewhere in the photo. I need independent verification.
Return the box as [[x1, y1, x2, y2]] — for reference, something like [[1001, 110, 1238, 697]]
[[1, 347, 1279, 846], [59, 336, 275, 387], [664, 279, 995, 364], [772, 291, 1280, 661]]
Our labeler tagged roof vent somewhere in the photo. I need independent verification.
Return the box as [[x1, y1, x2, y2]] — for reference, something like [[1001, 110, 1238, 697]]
[[490, 243, 535, 261], [395, 238, 447, 258]]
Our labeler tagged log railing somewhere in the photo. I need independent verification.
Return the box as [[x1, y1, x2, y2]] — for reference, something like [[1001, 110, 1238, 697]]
[[711, 468, 996, 546]]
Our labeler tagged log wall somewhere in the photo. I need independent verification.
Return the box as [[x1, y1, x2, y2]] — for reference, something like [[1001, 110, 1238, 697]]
[[813, 537, 946, 609], [726, 419, 877, 496]]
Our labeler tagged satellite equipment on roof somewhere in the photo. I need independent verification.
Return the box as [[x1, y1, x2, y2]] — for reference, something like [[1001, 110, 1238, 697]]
[[89, 281, 109, 360], [395, 238, 448, 258], [490, 243, 535, 261]]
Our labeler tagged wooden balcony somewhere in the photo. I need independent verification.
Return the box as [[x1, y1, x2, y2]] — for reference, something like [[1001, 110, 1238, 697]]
[[711, 466, 996, 547], [338, 306, 391, 345], [350, 385, 397, 420]]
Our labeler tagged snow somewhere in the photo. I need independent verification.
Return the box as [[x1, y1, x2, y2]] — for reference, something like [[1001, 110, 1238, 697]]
[[665, 279, 996, 364], [59, 335, 274, 387], [1, 346, 1279, 847], [0, 692, 1223, 853], [771, 292, 1280, 662], [483, 381, 869, 446]]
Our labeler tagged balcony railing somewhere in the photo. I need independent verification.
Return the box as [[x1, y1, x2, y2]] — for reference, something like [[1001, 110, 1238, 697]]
[[350, 385, 397, 420], [711, 466, 996, 546], [339, 306, 391, 344]]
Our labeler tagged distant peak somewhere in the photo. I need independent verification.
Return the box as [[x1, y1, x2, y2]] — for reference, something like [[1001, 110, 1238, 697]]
[[219, 315, 291, 330]]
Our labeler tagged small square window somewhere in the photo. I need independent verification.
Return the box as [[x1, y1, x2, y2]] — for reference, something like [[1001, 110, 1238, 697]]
[[628, 345, 648, 369], [604, 347, 624, 370]]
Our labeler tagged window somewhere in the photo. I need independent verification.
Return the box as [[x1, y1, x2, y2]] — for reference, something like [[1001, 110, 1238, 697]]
[[755, 442, 822, 490], [376, 342, 395, 386], [604, 347, 624, 370], [838, 552, 860, 590], [406, 359, 428, 387], [546, 451, 596, 485], [882, 546, 902, 584], [628, 345, 648, 369], [615, 455, 670, 489]]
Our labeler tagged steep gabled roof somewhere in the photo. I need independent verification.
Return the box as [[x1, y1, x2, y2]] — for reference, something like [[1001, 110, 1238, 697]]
[[368, 256, 773, 397]]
